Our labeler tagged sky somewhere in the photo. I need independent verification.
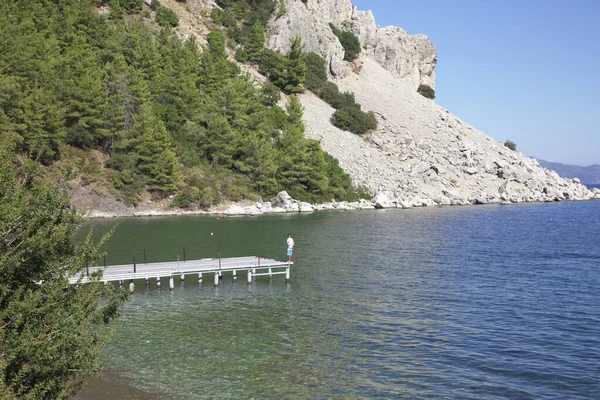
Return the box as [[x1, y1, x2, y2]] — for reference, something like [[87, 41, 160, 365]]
[[351, 0, 600, 166]]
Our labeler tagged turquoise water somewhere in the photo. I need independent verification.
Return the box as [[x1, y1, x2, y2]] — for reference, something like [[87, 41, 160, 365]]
[[79, 201, 600, 399]]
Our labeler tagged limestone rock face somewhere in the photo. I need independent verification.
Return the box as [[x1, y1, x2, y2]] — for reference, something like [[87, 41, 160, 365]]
[[267, 0, 347, 77], [350, 11, 437, 90], [266, 0, 437, 89], [298, 58, 594, 206]]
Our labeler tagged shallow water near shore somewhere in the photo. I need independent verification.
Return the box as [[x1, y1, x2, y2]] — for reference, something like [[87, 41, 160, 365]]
[[77, 201, 600, 399]]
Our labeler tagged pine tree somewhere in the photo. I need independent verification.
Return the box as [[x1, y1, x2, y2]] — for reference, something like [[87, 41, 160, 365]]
[[18, 86, 66, 163], [271, 37, 307, 94], [285, 94, 305, 131], [245, 21, 265, 63], [233, 129, 278, 195], [133, 106, 180, 193]]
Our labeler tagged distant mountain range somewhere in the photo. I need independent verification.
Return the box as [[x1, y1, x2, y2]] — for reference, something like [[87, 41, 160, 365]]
[[533, 158, 600, 185]]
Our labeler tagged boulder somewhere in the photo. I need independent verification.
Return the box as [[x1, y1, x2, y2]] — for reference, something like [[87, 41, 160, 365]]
[[298, 202, 314, 212], [271, 191, 294, 208], [373, 191, 394, 209]]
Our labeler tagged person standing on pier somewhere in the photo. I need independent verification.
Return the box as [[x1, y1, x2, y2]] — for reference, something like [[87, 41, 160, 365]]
[[286, 233, 294, 263]]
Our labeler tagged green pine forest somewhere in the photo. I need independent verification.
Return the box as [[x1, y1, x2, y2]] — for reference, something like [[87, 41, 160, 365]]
[[0, 0, 373, 210]]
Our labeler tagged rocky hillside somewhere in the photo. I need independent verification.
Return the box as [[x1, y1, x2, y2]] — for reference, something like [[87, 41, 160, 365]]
[[267, 0, 597, 206], [267, 0, 436, 89]]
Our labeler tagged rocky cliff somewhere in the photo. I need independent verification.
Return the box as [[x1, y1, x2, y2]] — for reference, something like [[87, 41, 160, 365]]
[[267, 0, 436, 90], [270, 0, 595, 206]]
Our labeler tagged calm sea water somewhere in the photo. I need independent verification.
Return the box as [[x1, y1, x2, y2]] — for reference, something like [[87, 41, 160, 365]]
[[77, 201, 600, 399]]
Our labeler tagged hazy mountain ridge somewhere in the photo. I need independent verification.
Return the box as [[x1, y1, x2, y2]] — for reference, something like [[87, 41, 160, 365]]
[[533, 159, 600, 185]]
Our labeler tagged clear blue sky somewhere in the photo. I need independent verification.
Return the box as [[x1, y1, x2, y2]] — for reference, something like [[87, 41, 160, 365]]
[[352, 0, 600, 166]]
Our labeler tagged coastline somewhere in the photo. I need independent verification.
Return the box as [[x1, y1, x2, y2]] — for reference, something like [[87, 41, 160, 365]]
[[83, 189, 600, 219]]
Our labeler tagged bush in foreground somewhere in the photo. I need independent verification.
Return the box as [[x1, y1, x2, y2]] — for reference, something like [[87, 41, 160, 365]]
[[0, 138, 128, 399]]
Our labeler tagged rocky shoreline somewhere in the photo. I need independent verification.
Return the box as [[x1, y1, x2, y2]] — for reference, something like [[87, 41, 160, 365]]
[[85, 188, 600, 219]]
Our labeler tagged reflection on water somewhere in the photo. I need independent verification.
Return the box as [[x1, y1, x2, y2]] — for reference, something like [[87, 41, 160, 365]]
[[78, 202, 600, 399]]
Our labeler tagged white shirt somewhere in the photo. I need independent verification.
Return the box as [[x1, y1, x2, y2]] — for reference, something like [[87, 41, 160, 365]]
[[287, 237, 294, 249]]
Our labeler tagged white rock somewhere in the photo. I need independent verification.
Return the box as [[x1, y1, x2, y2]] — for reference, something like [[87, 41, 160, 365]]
[[298, 202, 314, 212]]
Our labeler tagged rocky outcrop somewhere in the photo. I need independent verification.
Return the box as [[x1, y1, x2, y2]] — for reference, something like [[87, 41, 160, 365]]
[[267, 0, 436, 90], [349, 10, 437, 90], [299, 57, 594, 206]]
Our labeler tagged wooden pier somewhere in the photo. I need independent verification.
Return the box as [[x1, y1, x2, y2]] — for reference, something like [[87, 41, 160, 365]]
[[69, 256, 292, 288]]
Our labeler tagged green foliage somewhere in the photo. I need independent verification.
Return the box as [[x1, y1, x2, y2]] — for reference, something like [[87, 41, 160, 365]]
[[0, 138, 127, 399], [304, 52, 328, 92], [260, 81, 281, 106], [0, 0, 371, 212], [277, 0, 287, 16], [329, 23, 361, 61], [171, 186, 201, 208], [417, 84, 435, 99], [331, 106, 378, 134], [120, 0, 144, 13], [133, 106, 181, 194], [155, 6, 179, 27], [244, 21, 266, 62], [271, 37, 307, 94], [301, 53, 377, 134], [257, 48, 285, 77], [504, 140, 517, 151]]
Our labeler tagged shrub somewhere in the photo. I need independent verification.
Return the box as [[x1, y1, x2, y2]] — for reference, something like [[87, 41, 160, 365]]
[[329, 91, 356, 110], [417, 84, 435, 99], [504, 140, 517, 151], [260, 81, 281, 106], [331, 106, 378, 134], [120, 0, 144, 13], [171, 186, 201, 208], [304, 52, 328, 92], [235, 48, 248, 62], [318, 81, 340, 102], [155, 6, 179, 27], [329, 23, 361, 61], [257, 48, 285, 77]]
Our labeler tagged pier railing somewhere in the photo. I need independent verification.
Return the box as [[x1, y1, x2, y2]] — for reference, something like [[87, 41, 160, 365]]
[[68, 256, 292, 289]]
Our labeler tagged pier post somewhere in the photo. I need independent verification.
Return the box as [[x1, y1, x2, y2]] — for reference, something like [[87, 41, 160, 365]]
[[129, 279, 134, 293], [169, 276, 174, 290], [214, 272, 219, 287], [180, 272, 185, 282], [247, 269, 252, 284], [285, 265, 290, 283], [232, 269, 237, 282], [156, 275, 161, 288], [133, 256, 136, 274], [145, 275, 149, 286], [218, 251, 222, 280], [198, 272, 202, 284], [268, 267, 272, 279], [119, 279, 123, 288]]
